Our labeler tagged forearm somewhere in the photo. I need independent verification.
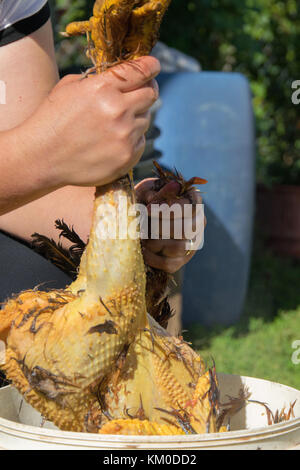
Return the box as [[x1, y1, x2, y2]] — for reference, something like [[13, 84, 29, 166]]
[[0, 115, 94, 242], [0, 128, 62, 216], [0, 182, 94, 245], [0, 18, 64, 229], [0, 19, 158, 245], [0, 118, 94, 243], [0, 19, 93, 243]]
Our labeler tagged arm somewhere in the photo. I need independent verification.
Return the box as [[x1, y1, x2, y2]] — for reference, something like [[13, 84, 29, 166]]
[[0, 20, 94, 243], [0, 20, 159, 243]]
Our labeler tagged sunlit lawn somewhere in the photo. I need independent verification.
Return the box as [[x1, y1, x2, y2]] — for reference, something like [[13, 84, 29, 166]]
[[185, 233, 300, 390]]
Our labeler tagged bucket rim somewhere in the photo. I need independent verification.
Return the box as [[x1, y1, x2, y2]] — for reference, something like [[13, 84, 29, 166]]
[[0, 374, 299, 447]]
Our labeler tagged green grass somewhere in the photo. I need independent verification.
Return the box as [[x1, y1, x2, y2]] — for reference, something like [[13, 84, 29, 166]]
[[185, 234, 300, 390]]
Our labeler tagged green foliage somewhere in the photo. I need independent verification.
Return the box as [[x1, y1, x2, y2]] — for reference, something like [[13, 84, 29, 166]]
[[186, 236, 300, 389], [49, 0, 95, 67], [159, 0, 300, 185], [49, 0, 300, 185], [192, 308, 300, 390]]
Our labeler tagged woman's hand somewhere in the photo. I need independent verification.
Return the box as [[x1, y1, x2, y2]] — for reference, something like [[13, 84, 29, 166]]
[[0, 56, 160, 215], [17, 56, 160, 188], [135, 178, 206, 274]]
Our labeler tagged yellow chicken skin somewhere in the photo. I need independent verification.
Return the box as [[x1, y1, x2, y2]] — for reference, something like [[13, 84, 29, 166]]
[[0, 0, 222, 435], [2, 177, 150, 431], [64, 0, 172, 67]]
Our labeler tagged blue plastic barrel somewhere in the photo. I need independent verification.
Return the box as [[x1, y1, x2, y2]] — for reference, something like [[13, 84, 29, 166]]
[[156, 72, 255, 326]]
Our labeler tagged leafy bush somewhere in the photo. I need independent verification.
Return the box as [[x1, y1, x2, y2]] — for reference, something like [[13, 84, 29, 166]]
[[49, 0, 300, 185], [159, 0, 300, 186]]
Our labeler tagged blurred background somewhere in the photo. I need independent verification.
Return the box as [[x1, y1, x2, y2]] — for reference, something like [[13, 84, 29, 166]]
[[48, 0, 300, 389]]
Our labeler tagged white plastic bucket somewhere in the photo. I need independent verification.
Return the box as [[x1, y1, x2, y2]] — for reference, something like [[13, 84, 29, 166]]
[[0, 374, 299, 450]]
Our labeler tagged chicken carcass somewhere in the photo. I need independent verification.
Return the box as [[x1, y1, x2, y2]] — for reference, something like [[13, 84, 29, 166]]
[[0, 0, 221, 435]]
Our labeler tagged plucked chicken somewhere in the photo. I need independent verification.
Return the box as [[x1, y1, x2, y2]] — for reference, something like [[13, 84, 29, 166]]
[[0, 0, 222, 435]]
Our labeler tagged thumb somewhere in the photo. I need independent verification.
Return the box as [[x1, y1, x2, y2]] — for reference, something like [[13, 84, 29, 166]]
[[55, 74, 82, 90], [135, 178, 157, 204], [102, 56, 161, 92]]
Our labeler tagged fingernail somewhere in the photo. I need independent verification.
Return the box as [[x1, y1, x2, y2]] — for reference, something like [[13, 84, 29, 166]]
[[152, 79, 159, 100]]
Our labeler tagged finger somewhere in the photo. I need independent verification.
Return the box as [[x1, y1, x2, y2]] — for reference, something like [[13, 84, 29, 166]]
[[116, 135, 146, 179], [132, 135, 146, 166], [149, 220, 204, 241], [147, 180, 181, 205], [146, 208, 206, 240], [136, 178, 204, 207], [143, 239, 189, 258], [128, 113, 151, 160], [102, 56, 161, 93], [55, 74, 82, 90], [148, 195, 191, 215], [125, 80, 159, 114], [148, 186, 203, 207], [133, 110, 152, 135], [135, 178, 158, 204], [148, 188, 204, 218], [159, 197, 204, 220], [186, 187, 203, 205], [142, 248, 194, 274]]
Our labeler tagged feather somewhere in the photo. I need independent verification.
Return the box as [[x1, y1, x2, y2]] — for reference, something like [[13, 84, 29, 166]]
[[31, 219, 86, 280], [55, 219, 86, 267], [145, 266, 174, 328], [31, 233, 77, 279]]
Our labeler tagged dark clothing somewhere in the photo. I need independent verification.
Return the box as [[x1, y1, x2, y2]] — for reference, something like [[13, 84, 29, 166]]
[[0, 230, 70, 304], [0, 2, 50, 47]]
